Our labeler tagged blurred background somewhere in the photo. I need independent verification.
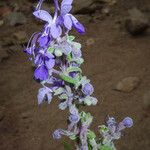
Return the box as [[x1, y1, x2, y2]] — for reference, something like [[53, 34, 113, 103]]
[[0, 0, 150, 150]]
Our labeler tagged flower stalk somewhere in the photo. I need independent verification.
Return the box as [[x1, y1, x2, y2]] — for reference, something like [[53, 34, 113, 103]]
[[24, 0, 133, 150]]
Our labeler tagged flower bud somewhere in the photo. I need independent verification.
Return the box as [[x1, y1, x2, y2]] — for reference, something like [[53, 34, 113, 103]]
[[69, 114, 80, 123], [54, 49, 63, 57], [53, 130, 62, 139], [122, 117, 133, 128], [82, 83, 94, 96]]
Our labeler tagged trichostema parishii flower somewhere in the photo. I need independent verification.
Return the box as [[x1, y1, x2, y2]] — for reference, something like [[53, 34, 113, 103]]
[[122, 117, 133, 128], [82, 83, 94, 96], [34, 51, 55, 80], [24, 1, 133, 149], [37, 87, 52, 105], [59, 0, 85, 34], [53, 130, 62, 139]]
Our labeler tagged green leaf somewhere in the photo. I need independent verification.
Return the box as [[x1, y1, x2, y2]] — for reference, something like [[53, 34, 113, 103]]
[[67, 66, 82, 73], [67, 53, 73, 61], [100, 145, 112, 150], [54, 87, 64, 95], [62, 141, 72, 150], [48, 47, 54, 53], [74, 42, 81, 49], [99, 125, 109, 133], [73, 58, 84, 64], [87, 130, 96, 139], [84, 97, 92, 106], [69, 134, 77, 140], [60, 74, 79, 85], [59, 94, 68, 100], [84, 96, 98, 106], [67, 35, 75, 41], [80, 112, 93, 124], [88, 144, 93, 150]]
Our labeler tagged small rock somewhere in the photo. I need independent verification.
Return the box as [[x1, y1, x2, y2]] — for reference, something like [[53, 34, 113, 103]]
[[5, 12, 27, 26], [114, 77, 140, 92], [143, 92, 150, 108], [0, 20, 4, 26], [125, 8, 149, 35], [13, 31, 27, 41], [86, 38, 95, 46], [101, 7, 110, 15], [0, 106, 5, 121], [0, 47, 9, 62]]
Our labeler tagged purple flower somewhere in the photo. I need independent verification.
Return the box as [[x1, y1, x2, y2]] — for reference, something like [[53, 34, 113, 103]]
[[53, 130, 62, 139], [33, 10, 53, 23], [24, 47, 33, 55], [69, 72, 77, 78], [34, 51, 55, 80], [33, 10, 62, 39], [37, 87, 52, 104], [59, 0, 85, 34], [34, 65, 49, 81], [69, 114, 80, 123], [82, 83, 94, 96], [122, 117, 133, 128], [24, 33, 40, 56], [69, 105, 80, 123], [106, 117, 117, 133], [38, 35, 50, 47], [72, 48, 82, 58]]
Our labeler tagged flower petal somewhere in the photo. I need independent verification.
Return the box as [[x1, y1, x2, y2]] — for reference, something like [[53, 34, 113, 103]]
[[37, 87, 48, 105], [61, 4, 72, 15], [70, 15, 85, 34], [63, 15, 72, 30], [62, 0, 73, 5], [34, 65, 49, 80], [50, 24, 62, 38], [33, 10, 52, 23], [45, 59, 55, 69], [47, 92, 52, 104], [38, 35, 49, 47], [44, 53, 54, 59], [24, 47, 33, 55], [34, 54, 43, 66]]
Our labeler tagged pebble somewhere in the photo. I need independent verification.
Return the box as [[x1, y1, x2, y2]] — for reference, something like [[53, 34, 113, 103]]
[[114, 76, 140, 93], [125, 8, 149, 35]]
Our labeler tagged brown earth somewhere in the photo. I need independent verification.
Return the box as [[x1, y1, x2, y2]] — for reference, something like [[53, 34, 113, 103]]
[[0, 0, 150, 150]]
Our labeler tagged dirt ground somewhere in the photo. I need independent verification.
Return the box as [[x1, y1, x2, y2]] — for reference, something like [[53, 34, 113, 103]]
[[0, 0, 150, 150]]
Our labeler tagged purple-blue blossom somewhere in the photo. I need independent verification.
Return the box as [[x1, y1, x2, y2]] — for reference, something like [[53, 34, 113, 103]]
[[82, 83, 94, 96], [69, 114, 80, 123], [53, 130, 62, 139], [122, 117, 133, 128], [24, 0, 133, 149]]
